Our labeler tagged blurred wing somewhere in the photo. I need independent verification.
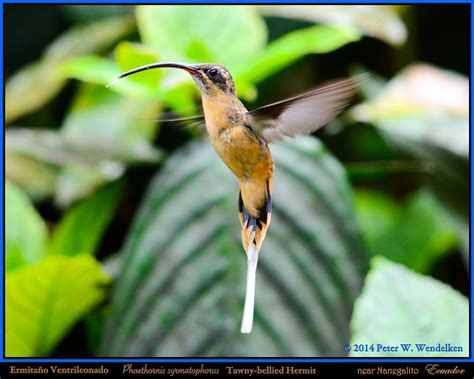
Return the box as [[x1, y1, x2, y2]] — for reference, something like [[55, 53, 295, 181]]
[[158, 114, 205, 123], [158, 113, 206, 133], [249, 74, 366, 143]]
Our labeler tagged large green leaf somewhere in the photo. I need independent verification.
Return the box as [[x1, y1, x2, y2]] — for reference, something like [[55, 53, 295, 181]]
[[100, 137, 368, 357], [235, 25, 361, 85], [115, 41, 162, 88], [6, 16, 133, 124], [6, 255, 110, 357], [61, 41, 163, 100], [49, 181, 123, 256], [136, 5, 267, 73], [61, 55, 123, 88], [350, 257, 468, 357], [6, 181, 48, 271], [355, 189, 458, 273]]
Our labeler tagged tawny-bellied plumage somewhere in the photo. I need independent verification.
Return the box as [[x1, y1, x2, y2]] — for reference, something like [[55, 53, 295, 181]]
[[108, 62, 364, 334]]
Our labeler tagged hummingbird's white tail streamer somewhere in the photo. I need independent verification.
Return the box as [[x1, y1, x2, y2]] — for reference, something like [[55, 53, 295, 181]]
[[241, 244, 259, 334]]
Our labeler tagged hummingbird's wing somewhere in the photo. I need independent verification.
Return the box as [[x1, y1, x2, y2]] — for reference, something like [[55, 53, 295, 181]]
[[249, 74, 366, 143], [158, 114, 205, 123], [157, 114, 207, 133]]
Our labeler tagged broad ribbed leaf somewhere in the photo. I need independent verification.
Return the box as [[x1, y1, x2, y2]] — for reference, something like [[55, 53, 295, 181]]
[[350, 257, 468, 357], [100, 137, 368, 357]]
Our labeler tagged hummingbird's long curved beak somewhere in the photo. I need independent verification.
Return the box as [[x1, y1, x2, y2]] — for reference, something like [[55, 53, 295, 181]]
[[106, 62, 200, 88]]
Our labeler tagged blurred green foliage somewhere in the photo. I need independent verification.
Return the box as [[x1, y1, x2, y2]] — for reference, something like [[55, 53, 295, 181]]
[[355, 189, 458, 273], [352, 64, 469, 266], [6, 16, 134, 124], [5, 5, 469, 357]]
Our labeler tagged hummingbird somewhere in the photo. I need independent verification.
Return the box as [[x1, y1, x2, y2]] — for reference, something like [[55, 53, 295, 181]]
[[108, 62, 364, 334]]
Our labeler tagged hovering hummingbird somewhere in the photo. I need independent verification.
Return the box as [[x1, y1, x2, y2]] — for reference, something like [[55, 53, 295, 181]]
[[108, 62, 364, 334]]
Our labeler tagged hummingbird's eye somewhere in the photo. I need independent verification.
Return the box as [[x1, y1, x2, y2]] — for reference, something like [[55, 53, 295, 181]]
[[208, 68, 218, 77]]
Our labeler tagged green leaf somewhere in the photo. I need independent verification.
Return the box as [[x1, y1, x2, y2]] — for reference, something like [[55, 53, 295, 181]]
[[134, 5, 268, 105], [258, 5, 407, 46], [6, 124, 160, 207], [100, 137, 368, 356], [6, 62, 66, 125], [62, 84, 160, 151], [57, 83, 160, 206], [114, 41, 181, 105], [61, 55, 162, 101], [136, 5, 267, 73], [6, 254, 110, 357], [350, 257, 468, 357], [382, 133, 469, 267], [6, 16, 133, 124], [355, 189, 458, 273], [445, 212, 469, 268], [62, 51, 194, 111], [353, 65, 469, 157], [236, 25, 361, 84], [62, 55, 121, 86], [115, 41, 162, 88], [55, 165, 123, 209], [6, 181, 48, 272], [85, 310, 108, 356], [49, 181, 123, 256]]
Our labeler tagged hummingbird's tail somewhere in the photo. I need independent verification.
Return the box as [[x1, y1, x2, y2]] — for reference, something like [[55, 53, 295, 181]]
[[238, 188, 272, 334], [241, 243, 258, 334]]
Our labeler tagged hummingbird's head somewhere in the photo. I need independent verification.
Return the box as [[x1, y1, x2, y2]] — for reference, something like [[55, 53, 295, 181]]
[[108, 62, 236, 99], [188, 63, 236, 98]]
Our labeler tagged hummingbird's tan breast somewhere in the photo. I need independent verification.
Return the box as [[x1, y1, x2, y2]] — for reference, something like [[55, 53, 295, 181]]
[[202, 97, 274, 216]]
